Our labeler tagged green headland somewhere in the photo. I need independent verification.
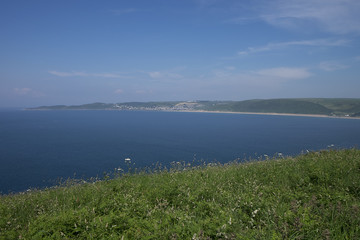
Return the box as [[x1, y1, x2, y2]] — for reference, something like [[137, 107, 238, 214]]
[[29, 98, 360, 118], [1, 149, 359, 239]]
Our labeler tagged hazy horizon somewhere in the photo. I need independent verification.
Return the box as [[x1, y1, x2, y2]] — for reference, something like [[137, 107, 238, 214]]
[[2, 0, 360, 108]]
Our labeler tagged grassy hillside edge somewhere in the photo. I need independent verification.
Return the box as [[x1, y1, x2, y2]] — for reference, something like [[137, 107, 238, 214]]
[[1, 149, 360, 239]]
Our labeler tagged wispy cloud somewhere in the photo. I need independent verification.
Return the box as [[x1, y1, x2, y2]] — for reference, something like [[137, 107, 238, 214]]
[[256, 67, 312, 79], [259, 0, 360, 34], [13, 88, 45, 97], [48, 71, 128, 79], [238, 38, 349, 55], [114, 89, 124, 94], [319, 61, 349, 71], [14, 88, 32, 95], [201, 66, 312, 89], [209, 66, 237, 79], [148, 71, 183, 80], [224, 16, 258, 25]]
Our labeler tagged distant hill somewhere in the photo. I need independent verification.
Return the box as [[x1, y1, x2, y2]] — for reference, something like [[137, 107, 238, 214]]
[[28, 98, 360, 117]]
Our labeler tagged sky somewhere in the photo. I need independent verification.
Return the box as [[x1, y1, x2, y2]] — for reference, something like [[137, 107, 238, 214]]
[[1, 0, 360, 107]]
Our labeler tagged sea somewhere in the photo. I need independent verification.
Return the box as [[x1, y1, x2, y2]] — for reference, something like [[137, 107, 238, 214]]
[[1, 109, 359, 194]]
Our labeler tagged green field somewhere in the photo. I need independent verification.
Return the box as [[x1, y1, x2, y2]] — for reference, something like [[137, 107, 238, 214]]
[[29, 98, 360, 117], [1, 149, 360, 239]]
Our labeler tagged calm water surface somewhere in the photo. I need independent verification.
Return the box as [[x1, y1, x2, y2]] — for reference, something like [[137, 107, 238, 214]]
[[0, 110, 359, 193]]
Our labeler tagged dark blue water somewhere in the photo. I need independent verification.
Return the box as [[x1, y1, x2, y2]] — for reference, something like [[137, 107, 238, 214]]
[[1, 110, 359, 193]]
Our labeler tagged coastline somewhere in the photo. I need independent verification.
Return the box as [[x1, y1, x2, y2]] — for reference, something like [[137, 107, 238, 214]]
[[169, 109, 360, 120], [25, 108, 360, 119], [24, 98, 360, 119]]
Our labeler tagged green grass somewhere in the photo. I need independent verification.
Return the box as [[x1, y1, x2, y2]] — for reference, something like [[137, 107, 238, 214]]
[[1, 149, 360, 239], [205, 99, 333, 115]]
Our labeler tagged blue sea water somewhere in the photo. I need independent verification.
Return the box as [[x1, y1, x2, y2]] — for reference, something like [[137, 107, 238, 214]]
[[0, 110, 359, 193]]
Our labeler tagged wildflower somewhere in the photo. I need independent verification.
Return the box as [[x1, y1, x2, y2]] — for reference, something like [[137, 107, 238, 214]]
[[252, 208, 260, 218]]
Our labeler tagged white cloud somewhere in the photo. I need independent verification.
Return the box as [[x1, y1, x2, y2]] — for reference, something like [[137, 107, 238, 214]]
[[238, 39, 349, 55], [148, 71, 162, 79], [319, 61, 349, 71], [48, 71, 127, 79], [48, 71, 78, 77], [260, 0, 360, 34], [256, 67, 312, 79]]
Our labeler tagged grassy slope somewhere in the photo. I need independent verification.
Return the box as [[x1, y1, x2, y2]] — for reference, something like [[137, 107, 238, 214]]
[[204, 99, 333, 115], [305, 98, 360, 115], [1, 149, 360, 239]]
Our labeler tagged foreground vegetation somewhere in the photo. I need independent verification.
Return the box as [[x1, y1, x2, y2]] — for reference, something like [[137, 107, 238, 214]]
[[1, 149, 360, 239]]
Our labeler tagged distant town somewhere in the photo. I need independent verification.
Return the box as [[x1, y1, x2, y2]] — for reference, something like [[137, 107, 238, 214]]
[[111, 102, 201, 111]]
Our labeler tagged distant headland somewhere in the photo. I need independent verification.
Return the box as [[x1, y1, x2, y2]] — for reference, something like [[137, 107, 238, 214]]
[[27, 98, 360, 118]]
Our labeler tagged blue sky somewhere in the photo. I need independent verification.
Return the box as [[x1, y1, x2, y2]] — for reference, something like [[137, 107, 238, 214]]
[[1, 0, 360, 107]]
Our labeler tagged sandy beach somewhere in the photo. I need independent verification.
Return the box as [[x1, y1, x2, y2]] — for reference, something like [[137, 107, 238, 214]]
[[172, 110, 360, 120]]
